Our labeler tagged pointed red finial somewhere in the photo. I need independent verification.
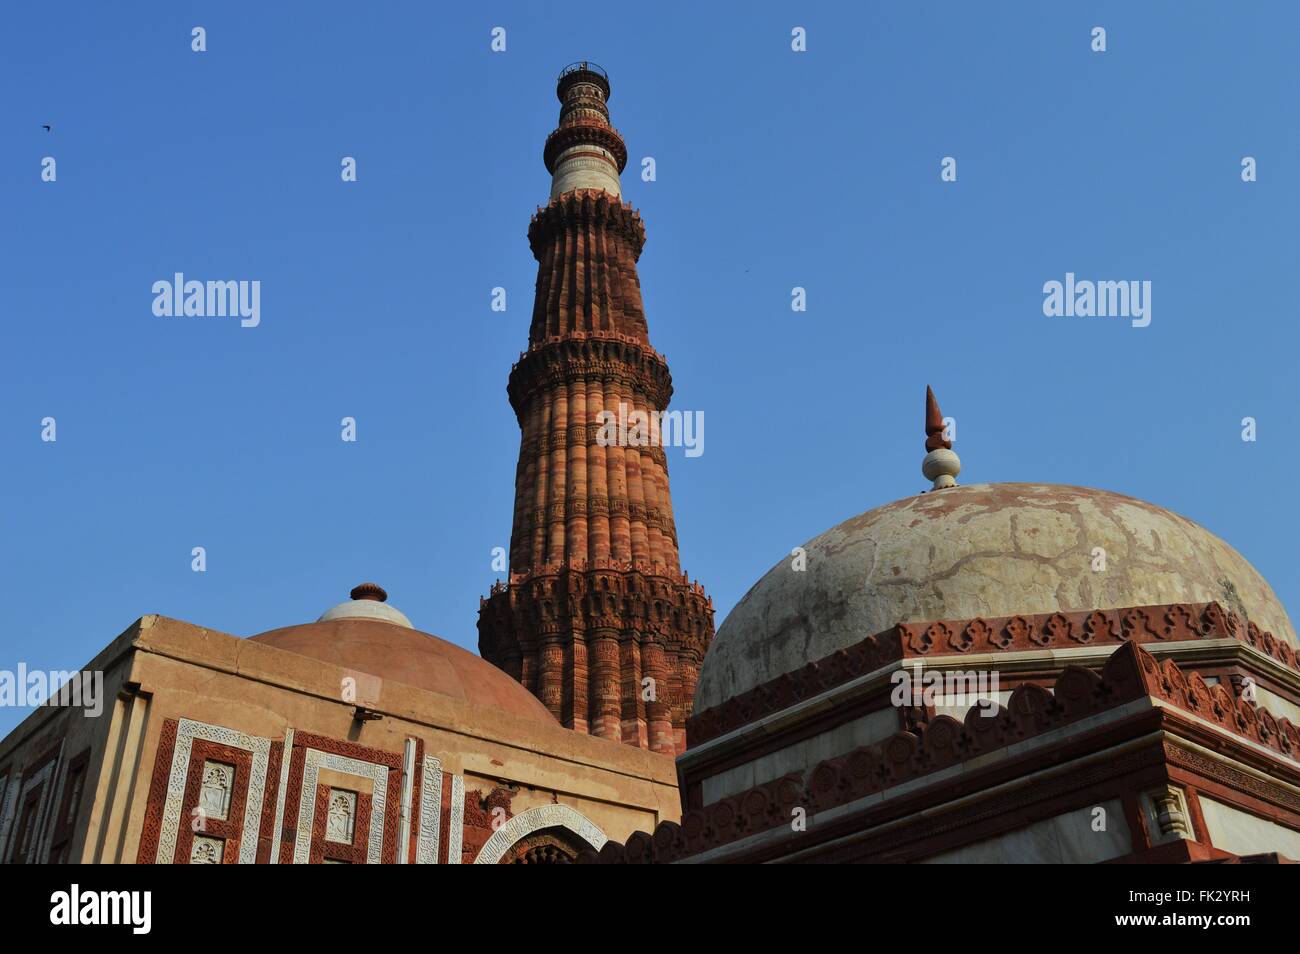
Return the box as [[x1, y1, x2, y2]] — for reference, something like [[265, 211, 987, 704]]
[[925, 385, 951, 451], [922, 386, 961, 490]]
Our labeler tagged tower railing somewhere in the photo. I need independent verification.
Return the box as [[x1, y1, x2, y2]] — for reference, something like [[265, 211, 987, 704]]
[[557, 61, 608, 82]]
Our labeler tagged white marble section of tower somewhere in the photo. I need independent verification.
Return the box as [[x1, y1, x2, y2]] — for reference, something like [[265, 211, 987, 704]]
[[550, 143, 622, 197]]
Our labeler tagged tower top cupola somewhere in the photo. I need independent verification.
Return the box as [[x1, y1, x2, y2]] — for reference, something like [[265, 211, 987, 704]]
[[544, 61, 627, 200]]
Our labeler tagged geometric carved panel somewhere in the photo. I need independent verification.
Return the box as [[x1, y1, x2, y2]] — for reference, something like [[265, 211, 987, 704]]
[[136, 721, 455, 865], [278, 731, 402, 865], [174, 740, 252, 865], [309, 784, 372, 864], [137, 718, 276, 865], [200, 761, 235, 822], [294, 751, 387, 864], [49, 749, 91, 864], [190, 835, 225, 864], [5, 742, 63, 864], [326, 789, 357, 844]]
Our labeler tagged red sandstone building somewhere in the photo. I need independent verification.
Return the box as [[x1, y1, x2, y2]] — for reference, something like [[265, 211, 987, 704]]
[[1, 65, 1298, 865]]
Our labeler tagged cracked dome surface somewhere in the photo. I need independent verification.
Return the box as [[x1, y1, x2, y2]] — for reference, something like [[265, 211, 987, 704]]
[[695, 483, 1295, 711]]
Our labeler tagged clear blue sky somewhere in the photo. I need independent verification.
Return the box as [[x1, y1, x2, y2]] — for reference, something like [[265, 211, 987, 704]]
[[3, 2, 1298, 735]]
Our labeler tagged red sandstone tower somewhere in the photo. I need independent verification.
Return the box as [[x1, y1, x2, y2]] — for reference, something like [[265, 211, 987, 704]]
[[478, 63, 714, 755]]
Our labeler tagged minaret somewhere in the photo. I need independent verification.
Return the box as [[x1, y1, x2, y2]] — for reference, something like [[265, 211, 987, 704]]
[[478, 63, 714, 755]]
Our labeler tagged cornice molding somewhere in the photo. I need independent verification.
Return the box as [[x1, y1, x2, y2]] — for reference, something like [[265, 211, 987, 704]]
[[585, 642, 1300, 863], [687, 601, 1300, 747]]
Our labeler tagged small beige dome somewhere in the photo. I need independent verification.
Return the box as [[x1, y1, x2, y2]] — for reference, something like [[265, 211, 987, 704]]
[[696, 483, 1295, 711], [318, 599, 414, 629], [316, 582, 413, 628]]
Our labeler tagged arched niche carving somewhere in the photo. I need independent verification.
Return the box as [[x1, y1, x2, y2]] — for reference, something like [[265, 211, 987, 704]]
[[473, 804, 607, 864]]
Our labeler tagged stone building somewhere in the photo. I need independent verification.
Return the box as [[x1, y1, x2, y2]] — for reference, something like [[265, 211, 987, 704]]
[[2, 65, 1298, 865], [0, 587, 679, 864], [582, 392, 1300, 863]]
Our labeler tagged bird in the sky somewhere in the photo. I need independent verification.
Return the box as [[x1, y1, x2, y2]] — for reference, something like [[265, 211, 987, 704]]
[[42, 124, 50, 131]]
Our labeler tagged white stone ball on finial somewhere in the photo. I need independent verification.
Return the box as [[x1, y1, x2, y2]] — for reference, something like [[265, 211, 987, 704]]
[[923, 448, 961, 490]]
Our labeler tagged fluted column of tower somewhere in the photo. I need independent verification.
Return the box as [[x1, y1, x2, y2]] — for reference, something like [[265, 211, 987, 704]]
[[479, 63, 714, 755]]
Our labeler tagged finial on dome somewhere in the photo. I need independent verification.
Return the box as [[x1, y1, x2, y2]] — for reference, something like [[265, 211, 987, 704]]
[[922, 385, 961, 491], [350, 582, 387, 603]]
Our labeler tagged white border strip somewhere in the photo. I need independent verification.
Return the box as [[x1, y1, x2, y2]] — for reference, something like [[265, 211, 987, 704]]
[[416, 756, 443, 864], [269, 728, 294, 864], [446, 774, 464, 864]]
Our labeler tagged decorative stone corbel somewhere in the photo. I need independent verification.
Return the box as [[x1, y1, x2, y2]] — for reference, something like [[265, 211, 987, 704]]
[[1140, 785, 1191, 844]]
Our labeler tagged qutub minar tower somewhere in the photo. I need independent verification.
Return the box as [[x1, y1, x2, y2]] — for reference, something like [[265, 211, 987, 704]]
[[478, 63, 715, 754]]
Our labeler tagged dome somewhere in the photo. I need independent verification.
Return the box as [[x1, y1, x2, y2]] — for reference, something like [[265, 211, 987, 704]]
[[696, 483, 1296, 711], [317, 598, 414, 628], [249, 585, 556, 726]]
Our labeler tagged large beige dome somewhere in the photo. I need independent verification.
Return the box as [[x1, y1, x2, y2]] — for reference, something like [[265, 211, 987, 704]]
[[695, 483, 1295, 711]]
